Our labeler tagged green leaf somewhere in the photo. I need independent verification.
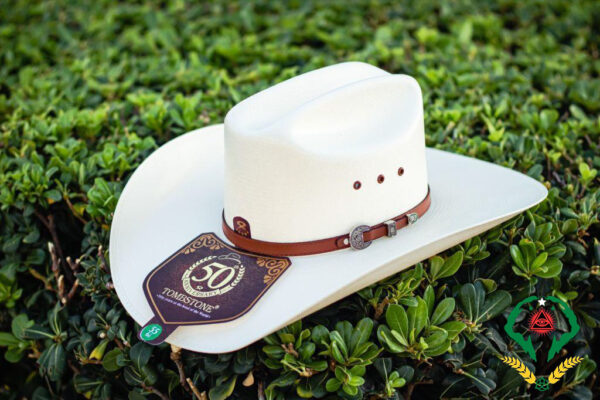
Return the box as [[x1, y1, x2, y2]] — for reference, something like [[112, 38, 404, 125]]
[[325, 378, 341, 392], [296, 383, 314, 398], [23, 229, 40, 244], [103, 348, 123, 372], [478, 290, 511, 322], [333, 367, 348, 385], [278, 333, 294, 344], [265, 371, 295, 392], [574, 358, 597, 383], [5, 346, 25, 363], [129, 342, 152, 371], [535, 257, 563, 278], [390, 330, 409, 347], [424, 339, 451, 357], [38, 343, 66, 382], [467, 369, 496, 394], [436, 251, 464, 279], [519, 239, 537, 267], [431, 298, 455, 326], [407, 298, 428, 337], [128, 391, 146, 400], [0, 332, 20, 347], [342, 382, 358, 396], [335, 321, 352, 348], [329, 331, 347, 358], [459, 283, 477, 321], [11, 314, 33, 339], [510, 245, 526, 270], [24, 325, 54, 340], [385, 304, 408, 339], [44, 189, 62, 202], [73, 375, 104, 395], [350, 318, 373, 352], [579, 162, 597, 184], [348, 375, 365, 386], [424, 330, 448, 349], [512, 265, 530, 278], [531, 252, 548, 271], [349, 365, 366, 377], [440, 321, 467, 340], [428, 256, 444, 280], [424, 285, 435, 316], [311, 325, 329, 344], [540, 109, 558, 131], [209, 376, 237, 400], [373, 358, 392, 379], [331, 341, 345, 363], [263, 345, 285, 358], [476, 278, 497, 293], [2, 235, 21, 253], [391, 377, 406, 388], [561, 219, 578, 235], [377, 326, 406, 353], [298, 342, 315, 361]]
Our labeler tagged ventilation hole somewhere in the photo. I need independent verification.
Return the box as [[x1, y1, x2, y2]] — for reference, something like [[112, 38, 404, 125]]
[[398, 167, 404, 176], [377, 174, 385, 184], [353, 181, 361, 190]]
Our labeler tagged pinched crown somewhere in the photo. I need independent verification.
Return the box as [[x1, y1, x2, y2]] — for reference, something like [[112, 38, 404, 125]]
[[223, 62, 428, 243]]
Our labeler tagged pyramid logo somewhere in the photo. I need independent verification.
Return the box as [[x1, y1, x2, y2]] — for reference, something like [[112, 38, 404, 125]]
[[528, 308, 555, 336]]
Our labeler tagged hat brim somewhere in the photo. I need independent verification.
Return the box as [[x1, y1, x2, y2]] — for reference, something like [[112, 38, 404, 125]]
[[109, 124, 547, 353]]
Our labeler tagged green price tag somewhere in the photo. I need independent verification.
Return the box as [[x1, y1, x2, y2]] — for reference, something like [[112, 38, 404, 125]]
[[140, 323, 163, 341]]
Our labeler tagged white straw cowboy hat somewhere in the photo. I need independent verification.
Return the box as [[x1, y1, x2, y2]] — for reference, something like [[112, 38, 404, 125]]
[[109, 62, 547, 353]]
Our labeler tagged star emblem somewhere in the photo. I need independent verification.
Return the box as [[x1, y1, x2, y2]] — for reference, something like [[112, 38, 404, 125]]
[[538, 298, 546, 306]]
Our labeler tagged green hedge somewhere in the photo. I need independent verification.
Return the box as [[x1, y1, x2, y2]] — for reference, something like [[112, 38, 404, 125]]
[[1, 0, 599, 399]]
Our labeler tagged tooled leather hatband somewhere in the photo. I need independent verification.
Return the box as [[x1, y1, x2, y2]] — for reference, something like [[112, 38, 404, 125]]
[[222, 187, 431, 257]]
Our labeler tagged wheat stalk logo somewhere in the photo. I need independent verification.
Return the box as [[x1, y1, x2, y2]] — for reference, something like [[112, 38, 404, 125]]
[[499, 356, 536, 384], [548, 356, 583, 384], [499, 355, 585, 391]]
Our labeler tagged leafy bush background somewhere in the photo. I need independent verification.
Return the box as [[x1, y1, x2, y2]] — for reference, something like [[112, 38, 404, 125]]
[[1, 0, 599, 399]]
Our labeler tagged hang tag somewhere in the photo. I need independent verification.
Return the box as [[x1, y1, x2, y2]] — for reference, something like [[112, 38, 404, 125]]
[[138, 232, 292, 345]]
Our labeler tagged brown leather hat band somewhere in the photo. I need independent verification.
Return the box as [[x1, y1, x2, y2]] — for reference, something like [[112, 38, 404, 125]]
[[222, 187, 431, 257]]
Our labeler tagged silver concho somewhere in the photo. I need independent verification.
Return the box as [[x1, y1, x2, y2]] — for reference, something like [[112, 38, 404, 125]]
[[384, 220, 397, 237], [349, 225, 372, 250], [407, 213, 419, 225]]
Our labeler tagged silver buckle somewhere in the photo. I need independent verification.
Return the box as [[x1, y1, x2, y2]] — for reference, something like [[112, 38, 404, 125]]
[[384, 220, 397, 237], [349, 225, 372, 250], [407, 213, 418, 225]]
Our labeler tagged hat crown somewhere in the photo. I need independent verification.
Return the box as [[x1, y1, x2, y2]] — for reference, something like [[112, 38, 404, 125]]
[[224, 62, 428, 242]]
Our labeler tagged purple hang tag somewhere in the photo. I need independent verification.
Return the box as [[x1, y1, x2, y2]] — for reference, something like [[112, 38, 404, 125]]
[[138, 233, 292, 345]]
